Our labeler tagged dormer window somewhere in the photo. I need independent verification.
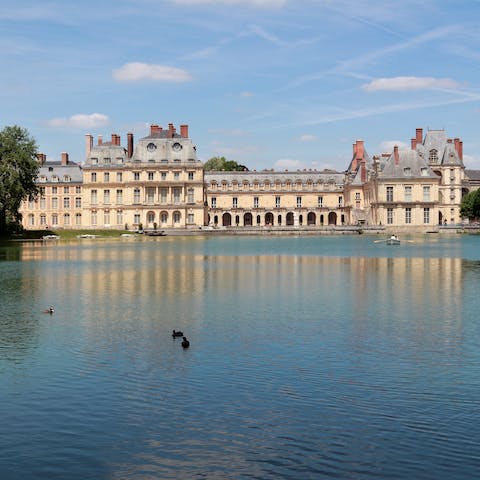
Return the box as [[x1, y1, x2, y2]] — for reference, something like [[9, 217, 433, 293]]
[[52, 175, 59, 182], [429, 149, 438, 164], [63, 175, 71, 182], [39, 175, 47, 182], [404, 167, 411, 176], [91, 158, 98, 165], [104, 157, 111, 165], [421, 167, 428, 176]]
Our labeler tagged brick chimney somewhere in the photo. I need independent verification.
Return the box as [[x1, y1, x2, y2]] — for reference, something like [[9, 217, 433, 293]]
[[351, 143, 357, 172], [459, 140, 463, 160], [411, 138, 417, 150], [180, 124, 189, 138], [127, 132, 134, 158], [394, 145, 399, 165], [150, 124, 162, 136], [61, 152, 69, 166], [168, 123, 175, 138], [416, 128, 423, 145], [98, 135, 103, 145], [85, 134, 93, 156], [361, 160, 367, 183], [111, 133, 116, 144], [454, 138, 460, 157]]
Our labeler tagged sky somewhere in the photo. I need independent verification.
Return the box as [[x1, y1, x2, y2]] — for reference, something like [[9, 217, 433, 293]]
[[1, 0, 480, 172]]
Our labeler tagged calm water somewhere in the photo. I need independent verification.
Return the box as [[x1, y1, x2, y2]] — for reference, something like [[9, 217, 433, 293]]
[[1, 234, 480, 479]]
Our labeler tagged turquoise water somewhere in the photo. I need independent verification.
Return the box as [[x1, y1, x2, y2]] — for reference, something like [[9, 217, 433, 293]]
[[1, 234, 480, 479]]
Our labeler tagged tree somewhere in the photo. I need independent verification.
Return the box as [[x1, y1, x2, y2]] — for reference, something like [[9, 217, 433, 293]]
[[460, 189, 480, 220], [0, 125, 39, 234], [203, 156, 248, 171]]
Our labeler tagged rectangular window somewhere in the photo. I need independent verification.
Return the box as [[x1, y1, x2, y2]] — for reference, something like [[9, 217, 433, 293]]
[[317, 196, 323, 208], [187, 188, 194, 203], [188, 213, 194, 224], [75, 186, 81, 194], [233, 197, 238, 208], [147, 188, 155, 204], [424, 208, 430, 224], [40, 215, 47, 226], [116, 189, 123, 204], [160, 188, 168, 204], [148, 172, 154, 181], [104, 172, 109, 182], [405, 207, 412, 224], [174, 172, 180, 180], [338, 196, 343, 207], [75, 213, 81, 226], [423, 186, 430, 202], [104, 210, 110, 226], [134, 214, 140, 225], [117, 172, 122, 182], [254, 197, 259, 208], [211, 197, 217, 208], [116, 210, 123, 225], [188, 172, 194, 181], [387, 208, 393, 224], [174, 212, 181, 224], [52, 197, 58, 209], [405, 186, 412, 202], [173, 188, 181, 204], [63, 197, 70, 208], [355, 192, 361, 200], [75, 197, 81, 208], [64, 186, 69, 194], [134, 172, 140, 181], [134, 189, 141, 203], [275, 196, 281, 208], [64, 214, 70, 226], [91, 211, 97, 226], [296, 196, 302, 208], [161, 172, 167, 181], [40, 198, 46, 209], [386, 186, 393, 202], [91, 173, 97, 182], [52, 186, 57, 194], [52, 214, 58, 226], [91, 190, 97, 205], [104, 189, 110, 204], [450, 189, 455, 202]]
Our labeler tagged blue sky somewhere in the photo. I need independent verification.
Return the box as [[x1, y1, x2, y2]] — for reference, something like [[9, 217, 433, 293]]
[[1, 0, 480, 171]]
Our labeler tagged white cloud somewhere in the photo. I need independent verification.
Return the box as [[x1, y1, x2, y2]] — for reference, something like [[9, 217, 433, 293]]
[[112, 63, 192, 83], [298, 134, 317, 142], [274, 158, 306, 170], [170, 0, 286, 6], [47, 113, 109, 129], [363, 76, 460, 92], [379, 140, 408, 152]]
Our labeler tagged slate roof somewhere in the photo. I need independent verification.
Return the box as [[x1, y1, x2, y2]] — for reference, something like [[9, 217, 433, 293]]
[[205, 170, 345, 185], [380, 149, 438, 179], [37, 161, 83, 183]]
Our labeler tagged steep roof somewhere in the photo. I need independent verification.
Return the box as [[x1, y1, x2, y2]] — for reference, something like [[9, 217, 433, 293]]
[[380, 149, 438, 180]]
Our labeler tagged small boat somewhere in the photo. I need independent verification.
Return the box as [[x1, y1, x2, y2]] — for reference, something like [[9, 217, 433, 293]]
[[144, 230, 166, 236], [386, 237, 400, 245], [42, 235, 60, 240], [77, 234, 97, 239]]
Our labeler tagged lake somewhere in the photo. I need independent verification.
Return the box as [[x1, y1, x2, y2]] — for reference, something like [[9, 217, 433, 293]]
[[1, 234, 480, 479]]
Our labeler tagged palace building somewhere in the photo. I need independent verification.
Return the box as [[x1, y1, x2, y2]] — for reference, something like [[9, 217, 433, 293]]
[[19, 124, 479, 232]]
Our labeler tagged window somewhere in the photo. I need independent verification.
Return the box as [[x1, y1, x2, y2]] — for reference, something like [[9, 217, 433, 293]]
[[317, 196, 323, 208], [52, 197, 58, 209], [103, 189, 110, 204], [104, 172, 109, 182], [187, 188, 194, 203], [338, 196, 343, 207], [116, 189, 123, 204], [254, 197, 259, 208], [28, 214, 34, 226], [233, 197, 238, 208], [211, 197, 217, 208], [173, 188, 181, 204], [40, 214, 46, 226], [296, 196, 302, 208], [160, 188, 168, 204], [104, 157, 111, 165], [450, 189, 455, 202], [117, 158, 124, 165], [421, 167, 428, 176], [40, 187, 46, 196], [63, 175, 71, 182], [173, 211, 181, 224], [40, 198, 46, 209], [423, 186, 430, 202], [161, 172, 167, 181], [91, 211, 97, 226], [404, 167, 411, 176], [64, 213, 70, 226], [148, 172, 154, 181], [133, 188, 141, 203], [387, 208, 393, 224], [405, 207, 412, 224], [188, 172, 194, 181], [424, 208, 430, 224], [76, 186, 81, 194], [76, 197, 81, 208], [161, 212, 168, 223], [355, 192, 361, 200], [134, 172, 140, 181], [386, 186, 393, 202], [63, 197, 70, 208], [188, 213, 194, 224], [75, 213, 82, 226], [104, 210, 110, 226], [64, 186, 69, 194], [429, 149, 438, 163], [117, 172, 123, 182], [91, 190, 97, 205], [91, 158, 98, 165], [52, 214, 58, 226], [276, 196, 281, 208], [91, 172, 97, 182], [134, 214, 140, 225], [116, 210, 123, 225], [147, 188, 155, 204], [174, 172, 180, 180], [52, 186, 57, 194], [404, 186, 412, 202]]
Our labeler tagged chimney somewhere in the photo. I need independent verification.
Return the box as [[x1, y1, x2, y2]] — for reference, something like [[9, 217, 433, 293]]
[[127, 132, 134, 158], [150, 124, 160, 136], [361, 160, 367, 183], [351, 143, 357, 172], [180, 124, 189, 138], [116, 134, 121, 146], [168, 123, 175, 138], [416, 128, 423, 145], [85, 134, 93, 156], [411, 138, 417, 150], [356, 140, 364, 160], [454, 138, 460, 156], [98, 135, 103, 145], [394, 145, 399, 165], [61, 152, 69, 166], [459, 141, 463, 160], [111, 133, 116, 144]]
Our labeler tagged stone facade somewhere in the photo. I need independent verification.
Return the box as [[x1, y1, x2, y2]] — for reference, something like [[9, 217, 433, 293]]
[[19, 125, 480, 231]]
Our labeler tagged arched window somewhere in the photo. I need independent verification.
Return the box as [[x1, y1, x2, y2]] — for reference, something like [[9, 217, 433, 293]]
[[429, 149, 438, 164]]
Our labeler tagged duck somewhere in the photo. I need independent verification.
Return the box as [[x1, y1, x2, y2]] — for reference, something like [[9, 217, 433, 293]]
[[43, 306, 54, 314], [172, 329, 183, 338], [181, 337, 190, 348]]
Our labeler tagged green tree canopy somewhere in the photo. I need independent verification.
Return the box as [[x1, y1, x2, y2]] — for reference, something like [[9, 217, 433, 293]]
[[0, 125, 39, 233], [460, 189, 480, 220], [203, 156, 248, 172]]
